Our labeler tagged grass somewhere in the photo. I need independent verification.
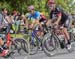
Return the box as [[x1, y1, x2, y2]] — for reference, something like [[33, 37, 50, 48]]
[[10, 34, 24, 38], [10, 33, 31, 40]]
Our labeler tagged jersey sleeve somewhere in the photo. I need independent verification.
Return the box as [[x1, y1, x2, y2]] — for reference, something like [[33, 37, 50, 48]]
[[56, 7, 62, 16], [35, 12, 40, 20]]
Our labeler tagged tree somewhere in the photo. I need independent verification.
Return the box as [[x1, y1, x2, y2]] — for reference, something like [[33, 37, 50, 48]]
[[0, 0, 75, 14]]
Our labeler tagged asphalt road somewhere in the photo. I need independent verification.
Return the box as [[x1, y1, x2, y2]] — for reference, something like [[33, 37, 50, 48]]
[[1, 42, 75, 59]]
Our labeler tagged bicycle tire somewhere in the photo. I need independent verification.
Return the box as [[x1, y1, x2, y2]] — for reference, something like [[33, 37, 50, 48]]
[[42, 32, 59, 57], [29, 36, 39, 55], [70, 33, 75, 42], [13, 38, 28, 54]]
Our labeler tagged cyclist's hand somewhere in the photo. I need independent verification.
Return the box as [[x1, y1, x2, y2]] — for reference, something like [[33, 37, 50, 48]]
[[54, 22, 58, 25], [53, 22, 58, 29]]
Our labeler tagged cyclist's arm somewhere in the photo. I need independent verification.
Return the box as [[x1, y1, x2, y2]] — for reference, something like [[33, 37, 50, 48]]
[[25, 18, 28, 29], [56, 13, 62, 24]]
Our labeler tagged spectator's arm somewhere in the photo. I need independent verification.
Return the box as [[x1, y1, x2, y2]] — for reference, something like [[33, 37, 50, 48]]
[[0, 14, 3, 25]]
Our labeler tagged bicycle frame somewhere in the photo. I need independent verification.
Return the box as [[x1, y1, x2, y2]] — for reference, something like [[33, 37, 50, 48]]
[[31, 29, 41, 44], [49, 26, 67, 48]]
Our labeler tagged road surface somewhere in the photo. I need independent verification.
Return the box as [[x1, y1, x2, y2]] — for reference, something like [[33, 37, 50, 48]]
[[1, 42, 75, 59]]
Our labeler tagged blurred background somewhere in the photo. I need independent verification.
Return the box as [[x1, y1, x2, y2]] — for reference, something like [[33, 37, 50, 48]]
[[0, 0, 75, 15]]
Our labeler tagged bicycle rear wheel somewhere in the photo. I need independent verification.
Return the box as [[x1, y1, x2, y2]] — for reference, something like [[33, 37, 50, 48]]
[[70, 33, 75, 42]]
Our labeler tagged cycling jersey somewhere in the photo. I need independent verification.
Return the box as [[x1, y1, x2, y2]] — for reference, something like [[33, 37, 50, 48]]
[[50, 7, 68, 25], [27, 11, 40, 21]]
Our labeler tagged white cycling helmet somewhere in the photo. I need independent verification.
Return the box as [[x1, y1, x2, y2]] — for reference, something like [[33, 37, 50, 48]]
[[28, 5, 35, 11]]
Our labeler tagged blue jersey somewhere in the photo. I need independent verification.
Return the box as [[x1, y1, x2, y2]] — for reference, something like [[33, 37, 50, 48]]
[[27, 11, 40, 20]]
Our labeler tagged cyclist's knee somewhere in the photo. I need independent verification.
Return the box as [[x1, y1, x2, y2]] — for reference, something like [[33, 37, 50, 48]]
[[46, 19, 52, 26]]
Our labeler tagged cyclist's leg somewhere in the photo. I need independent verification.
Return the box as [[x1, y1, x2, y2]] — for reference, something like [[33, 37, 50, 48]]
[[62, 19, 71, 49], [36, 22, 44, 38], [63, 28, 70, 43], [46, 19, 52, 26], [64, 18, 71, 40], [37, 30, 44, 39]]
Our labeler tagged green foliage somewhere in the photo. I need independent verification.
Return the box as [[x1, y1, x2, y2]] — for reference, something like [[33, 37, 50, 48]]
[[0, 1, 12, 12], [0, 0, 75, 14], [56, 0, 75, 14]]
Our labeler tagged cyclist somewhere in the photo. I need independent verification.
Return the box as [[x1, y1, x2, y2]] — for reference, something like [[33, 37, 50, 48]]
[[25, 5, 45, 48], [47, 0, 71, 49], [25, 5, 40, 29]]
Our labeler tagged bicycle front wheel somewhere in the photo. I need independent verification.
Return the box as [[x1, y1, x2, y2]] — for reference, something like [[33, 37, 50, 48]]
[[42, 32, 58, 57], [13, 38, 28, 55]]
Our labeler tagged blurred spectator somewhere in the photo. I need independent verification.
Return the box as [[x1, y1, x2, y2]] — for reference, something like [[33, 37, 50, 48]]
[[0, 8, 11, 32]]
